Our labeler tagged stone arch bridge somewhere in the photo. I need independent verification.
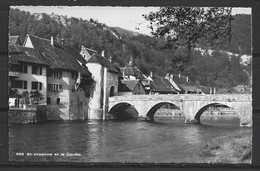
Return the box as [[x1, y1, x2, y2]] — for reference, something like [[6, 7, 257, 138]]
[[108, 94, 252, 127]]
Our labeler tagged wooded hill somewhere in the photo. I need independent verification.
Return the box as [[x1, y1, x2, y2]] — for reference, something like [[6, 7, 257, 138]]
[[9, 8, 252, 89]]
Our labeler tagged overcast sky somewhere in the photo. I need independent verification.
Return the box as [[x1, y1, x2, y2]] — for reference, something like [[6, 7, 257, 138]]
[[13, 6, 251, 35]]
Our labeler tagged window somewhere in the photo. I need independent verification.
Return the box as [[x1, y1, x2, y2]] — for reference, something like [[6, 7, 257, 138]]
[[47, 97, 51, 104], [10, 64, 27, 73], [71, 72, 76, 79], [19, 64, 27, 73], [11, 80, 27, 89], [47, 69, 62, 78], [31, 82, 42, 90], [48, 83, 63, 92], [32, 66, 42, 75], [57, 98, 60, 104]]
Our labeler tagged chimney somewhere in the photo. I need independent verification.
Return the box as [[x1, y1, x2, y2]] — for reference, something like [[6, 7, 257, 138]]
[[178, 74, 181, 78], [128, 56, 133, 66], [213, 87, 216, 94], [209, 87, 212, 94], [101, 50, 105, 57], [150, 71, 153, 78], [109, 56, 112, 63], [61, 38, 65, 45], [51, 36, 54, 46], [122, 69, 125, 78], [186, 76, 189, 82]]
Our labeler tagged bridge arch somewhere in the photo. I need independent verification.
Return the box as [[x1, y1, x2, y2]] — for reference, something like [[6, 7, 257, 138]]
[[194, 103, 234, 124], [108, 102, 139, 120], [146, 102, 181, 121]]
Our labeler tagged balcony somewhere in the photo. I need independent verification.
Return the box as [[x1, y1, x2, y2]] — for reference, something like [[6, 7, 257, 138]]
[[9, 71, 19, 77]]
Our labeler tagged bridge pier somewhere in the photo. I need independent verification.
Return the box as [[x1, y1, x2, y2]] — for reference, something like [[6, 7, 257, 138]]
[[183, 102, 201, 124], [184, 117, 200, 124], [233, 102, 252, 127]]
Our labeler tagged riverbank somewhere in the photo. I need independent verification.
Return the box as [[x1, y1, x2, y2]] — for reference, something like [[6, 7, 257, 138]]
[[201, 131, 251, 163]]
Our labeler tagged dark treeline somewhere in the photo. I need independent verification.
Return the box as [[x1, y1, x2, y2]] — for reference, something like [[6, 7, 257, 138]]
[[9, 8, 251, 88]]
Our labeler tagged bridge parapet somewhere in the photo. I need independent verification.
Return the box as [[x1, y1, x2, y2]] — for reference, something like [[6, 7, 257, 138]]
[[109, 94, 252, 103]]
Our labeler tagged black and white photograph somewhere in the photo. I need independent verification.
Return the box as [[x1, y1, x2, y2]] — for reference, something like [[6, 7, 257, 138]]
[[8, 6, 252, 164]]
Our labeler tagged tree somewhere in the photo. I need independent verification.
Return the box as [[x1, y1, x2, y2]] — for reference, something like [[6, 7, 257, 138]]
[[10, 89, 21, 98], [21, 91, 30, 105], [144, 7, 233, 71], [30, 90, 44, 105]]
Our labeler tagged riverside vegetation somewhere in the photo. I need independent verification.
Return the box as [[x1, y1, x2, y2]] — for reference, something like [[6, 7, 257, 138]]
[[201, 131, 251, 163]]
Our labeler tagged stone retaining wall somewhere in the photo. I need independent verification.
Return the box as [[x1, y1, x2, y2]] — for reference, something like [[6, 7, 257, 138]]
[[9, 105, 47, 124]]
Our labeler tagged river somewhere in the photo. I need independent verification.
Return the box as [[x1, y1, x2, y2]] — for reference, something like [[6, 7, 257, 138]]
[[9, 116, 251, 163]]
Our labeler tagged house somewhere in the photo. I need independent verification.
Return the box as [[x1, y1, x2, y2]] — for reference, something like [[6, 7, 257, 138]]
[[147, 73, 178, 94], [80, 45, 98, 61], [22, 34, 93, 120], [120, 57, 147, 80], [118, 79, 146, 96], [9, 36, 22, 45], [85, 52, 120, 119], [9, 44, 48, 107], [165, 73, 202, 94]]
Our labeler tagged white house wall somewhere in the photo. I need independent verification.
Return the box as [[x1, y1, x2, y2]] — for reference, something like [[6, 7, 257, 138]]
[[46, 70, 71, 120], [10, 64, 47, 104], [86, 63, 103, 119]]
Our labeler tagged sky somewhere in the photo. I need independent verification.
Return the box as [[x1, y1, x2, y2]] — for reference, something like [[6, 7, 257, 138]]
[[13, 6, 251, 35]]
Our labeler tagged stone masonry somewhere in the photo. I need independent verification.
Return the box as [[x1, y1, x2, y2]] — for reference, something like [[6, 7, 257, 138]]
[[109, 94, 252, 127]]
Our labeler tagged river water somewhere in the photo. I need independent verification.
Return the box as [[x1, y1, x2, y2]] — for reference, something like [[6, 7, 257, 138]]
[[9, 116, 251, 163]]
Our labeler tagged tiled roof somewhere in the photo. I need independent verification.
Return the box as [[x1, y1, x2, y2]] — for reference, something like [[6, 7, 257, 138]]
[[120, 79, 140, 91], [9, 36, 21, 45], [166, 74, 207, 92], [87, 54, 120, 73], [150, 76, 178, 93], [25, 34, 91, 75], [9, 45, 47, 65], [120, 66, 147, 79], [168, 74, 201, 93]]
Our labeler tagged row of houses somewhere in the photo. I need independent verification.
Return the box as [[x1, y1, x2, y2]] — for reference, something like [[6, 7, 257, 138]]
[[9, 34, 211, 121], [118, 57, 211, 95]]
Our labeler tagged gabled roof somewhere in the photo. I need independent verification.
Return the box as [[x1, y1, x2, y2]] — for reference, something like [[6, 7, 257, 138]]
[[9, 36, 21, 45], [120, 66, 147, 79], [167, 74, 201, 93], [120, 79, 141, 91], [9, 45, 47, 65], [87, 54, 120, 73], [150, 76, 178, 93], [24, 34, 91, 75], [53, 44, 91, 75]]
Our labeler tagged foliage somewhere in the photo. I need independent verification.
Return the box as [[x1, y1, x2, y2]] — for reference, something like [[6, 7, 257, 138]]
[[9, 89, 21, 98], [21, 91, 30, 105], [144, 7, 233, 71], [30, 90, 44, 104], [183, 51, 248, 88], [9, 8, 251, 89]]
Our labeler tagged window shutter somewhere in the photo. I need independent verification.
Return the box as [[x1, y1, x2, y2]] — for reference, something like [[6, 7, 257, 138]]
[[39, 82, 42, 90], [24, 65, 27, 73], [24, 81, 27, 89]]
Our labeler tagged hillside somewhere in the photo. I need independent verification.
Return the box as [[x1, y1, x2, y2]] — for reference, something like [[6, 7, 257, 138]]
[[111, 27, 141, 38], [9, 8, 252, 89]]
